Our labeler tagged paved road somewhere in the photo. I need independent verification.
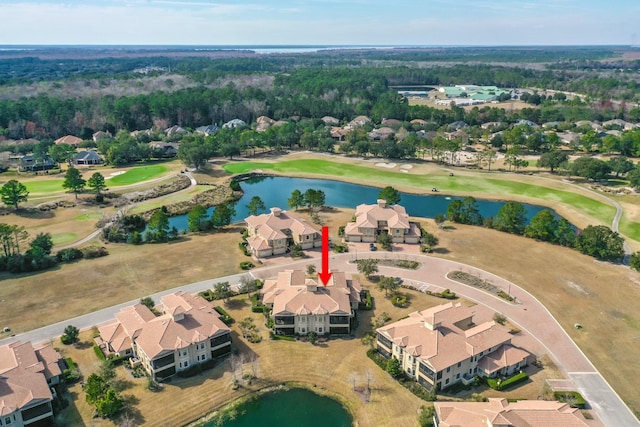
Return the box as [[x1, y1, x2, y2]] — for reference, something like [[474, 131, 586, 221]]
[[2, 252, 636, 426]]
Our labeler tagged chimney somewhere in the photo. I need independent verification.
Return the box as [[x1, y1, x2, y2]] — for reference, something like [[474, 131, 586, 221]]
[[270, 207, 282, 216], [377, 199, 387, 208]]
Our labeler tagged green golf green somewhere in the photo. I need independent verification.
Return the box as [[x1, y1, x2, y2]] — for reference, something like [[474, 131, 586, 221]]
[[23, 180, 65, 194], [107, 165, 169, 186]]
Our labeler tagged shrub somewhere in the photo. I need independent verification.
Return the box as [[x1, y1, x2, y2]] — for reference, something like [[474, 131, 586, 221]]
[[497, 290, 514, 302], [333, 244, 348, 253], [93, 345, 106, 361], [308, 331, 317, 344], [554, 391, 587, 409], [229, 179, 241, 191], [238, 242, 251, 256], [358, 290, 373, 310], [487, 372, 528, 390], [396, 260, 419, 269], [199, 289, 215, 301], [240, 261, 254, 270], [440, 289, 457, 299], [269, 331, 295, 341], [420, 245, 432, 253], [214, 306, 234, 325], [366, 348, 388, 371], [251, 294, 265, 313], [391, 293, 408, 307], [82, 246, 109, 259], [56, 248, 84, 263], [255, 279, 263, 289]]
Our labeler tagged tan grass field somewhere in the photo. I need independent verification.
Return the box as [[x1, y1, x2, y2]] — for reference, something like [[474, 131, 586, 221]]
[[55, 268, 561, 427], [1, 154, 640, 424]]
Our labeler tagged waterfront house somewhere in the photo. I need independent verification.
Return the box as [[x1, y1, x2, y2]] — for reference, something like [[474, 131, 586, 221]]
[[245, 208, 321, 258], [343, 200, 421, 244]]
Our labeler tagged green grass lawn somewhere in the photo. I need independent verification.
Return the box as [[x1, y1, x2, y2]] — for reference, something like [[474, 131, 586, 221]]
[[23, 180, 65, 194], [223, 159, 616, 224], [619, 217, 640, 243], [51, 233, 78, 245], [75, 212, 103, 221], [107, 165, 169, 186]]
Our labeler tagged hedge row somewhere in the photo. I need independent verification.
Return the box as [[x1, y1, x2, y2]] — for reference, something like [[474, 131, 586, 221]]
[[214, 306, 234, 325], [487, 372, 528, 391], [358, 290, 373, 310]]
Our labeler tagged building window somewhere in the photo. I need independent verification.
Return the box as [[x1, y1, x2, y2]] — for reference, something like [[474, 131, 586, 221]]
[[201, 343, 205, 349], [318, 327, 323, 333], [456, 373, 460, 379], [182, 350, 188, 356], [317, 316, 324, 322], [301, 317, 306, 323], [184, 361, 189, 368], [446, 367, 450, 373], [457, 361, 461, 368], [445, 378, 449, 385], [301, 328, 306, 333]]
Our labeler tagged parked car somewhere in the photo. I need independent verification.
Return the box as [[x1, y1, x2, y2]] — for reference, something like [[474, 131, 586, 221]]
[[369, 243, 377, 251]]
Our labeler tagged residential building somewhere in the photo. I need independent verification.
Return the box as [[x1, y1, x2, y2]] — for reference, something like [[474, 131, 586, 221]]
[[73, 150, 103, 165], [343, 200, 421, 244], [92, 131, 113, 142], [245, 207, 321, 258], [149, 142, 179, 158], [0, 341, 64, 426], [164, 125, 189, 136], [433, 398, 595, 427], [195, 124, 220, 136], [54, 135, 83, 147], [222, 119, 246, 129], [261, 269, 362, 336], [98, 291, 232, 381], [19, 155, 56, 172], [376, 303, 533, 391]]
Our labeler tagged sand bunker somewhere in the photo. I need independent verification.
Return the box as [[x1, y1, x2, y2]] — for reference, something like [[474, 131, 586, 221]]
[[106, 171, 126, 179], [400, 164, 413, 170], [375, 162, 397, 168]]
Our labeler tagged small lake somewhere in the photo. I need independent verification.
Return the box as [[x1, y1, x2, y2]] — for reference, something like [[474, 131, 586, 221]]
[[209, 388, 352, 427], [164, 176, 560, 232]]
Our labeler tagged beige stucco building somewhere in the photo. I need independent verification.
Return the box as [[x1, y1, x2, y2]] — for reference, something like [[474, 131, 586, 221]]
[[376, 303, 533, 391], [261, 269, 362, 336], [343, 200, 421, 243], [98, 292, 232, 381], [245, 207, 321, 257], [0, 341, 64, 426], [434, 398, 596, 426]]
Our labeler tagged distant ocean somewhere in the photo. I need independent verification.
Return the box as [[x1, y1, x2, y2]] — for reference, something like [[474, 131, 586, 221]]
[[0, 45, 419, 54]]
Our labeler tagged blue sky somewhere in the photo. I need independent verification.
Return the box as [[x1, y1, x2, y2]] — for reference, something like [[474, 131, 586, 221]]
[[0, 0, 638, 45]]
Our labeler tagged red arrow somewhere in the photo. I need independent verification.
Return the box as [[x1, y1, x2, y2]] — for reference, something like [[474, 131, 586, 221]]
[[318, 226, 332, 286]]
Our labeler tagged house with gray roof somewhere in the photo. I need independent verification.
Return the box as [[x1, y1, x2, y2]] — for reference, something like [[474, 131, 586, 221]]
[[73, 150, 103, 165], [195, 124, 220, 136]]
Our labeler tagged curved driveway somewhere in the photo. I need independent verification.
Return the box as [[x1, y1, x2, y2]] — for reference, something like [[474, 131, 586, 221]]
[[1, 252, 636, 426]]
